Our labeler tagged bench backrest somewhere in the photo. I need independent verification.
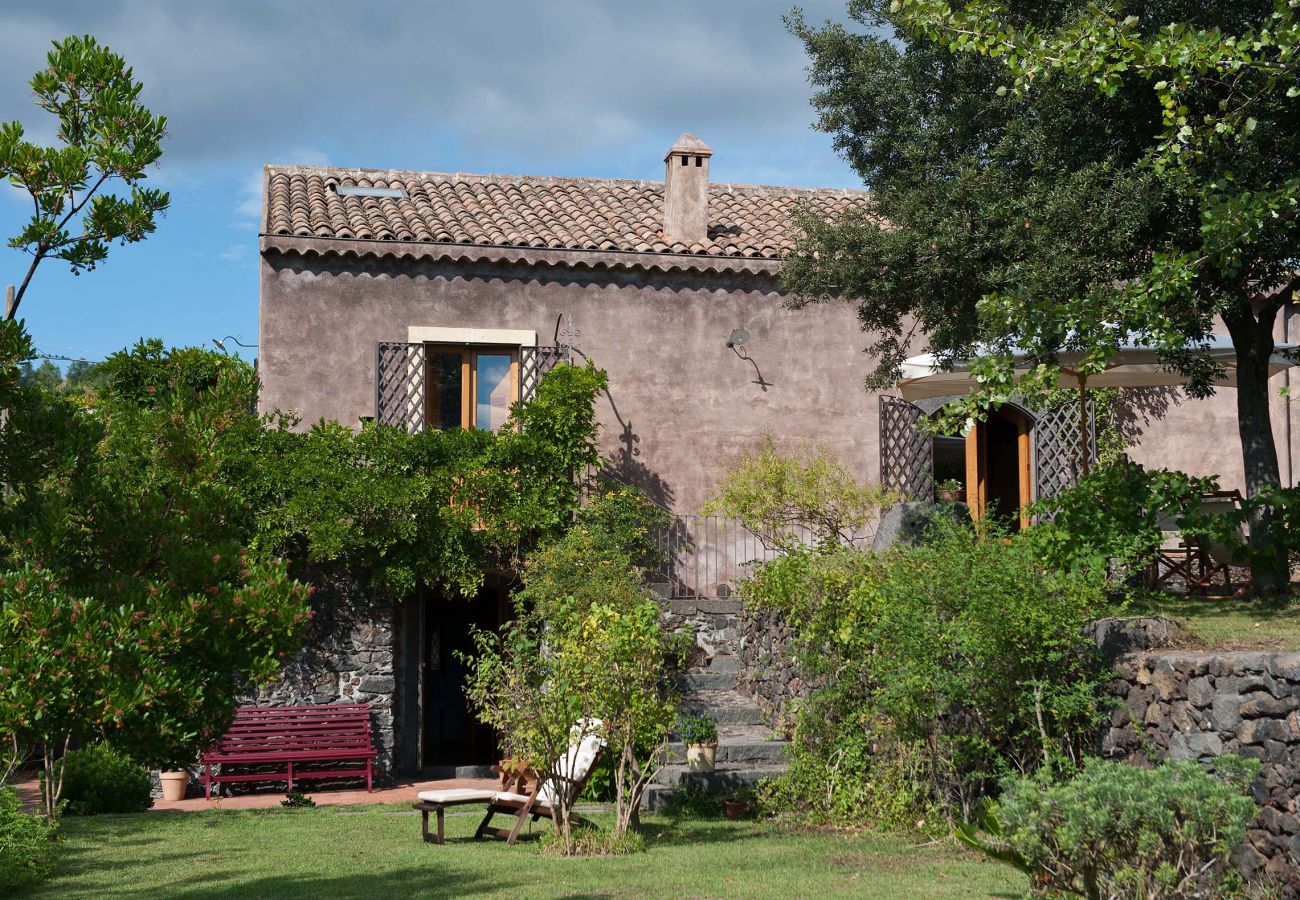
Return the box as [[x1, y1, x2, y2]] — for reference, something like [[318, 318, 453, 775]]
[[208, 703, 374, 756]]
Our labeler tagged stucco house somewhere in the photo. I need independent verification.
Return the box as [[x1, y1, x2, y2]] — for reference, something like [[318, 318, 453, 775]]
[[256, 134, 1298, 776]]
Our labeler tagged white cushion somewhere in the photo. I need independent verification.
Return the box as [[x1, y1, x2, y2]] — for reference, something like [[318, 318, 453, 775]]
[[416, 788, 497, 804], [491, 790, 535, 805], [537, 718, 606, 807]]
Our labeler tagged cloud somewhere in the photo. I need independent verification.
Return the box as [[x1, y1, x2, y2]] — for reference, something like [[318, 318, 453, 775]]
[[0, 0, 858, 186]]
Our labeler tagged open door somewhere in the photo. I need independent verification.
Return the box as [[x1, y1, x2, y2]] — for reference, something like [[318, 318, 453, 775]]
[[965, 406, 1033, 530]]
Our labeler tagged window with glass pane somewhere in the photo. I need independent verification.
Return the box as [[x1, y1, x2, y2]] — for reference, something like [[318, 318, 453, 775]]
[[475, 354, 513, 432], [427, 351, 465, 430], [423, 344, 517, 432]]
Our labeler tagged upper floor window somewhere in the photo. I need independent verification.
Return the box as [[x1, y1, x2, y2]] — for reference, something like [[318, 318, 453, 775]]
[[425, 344, 518, 432]]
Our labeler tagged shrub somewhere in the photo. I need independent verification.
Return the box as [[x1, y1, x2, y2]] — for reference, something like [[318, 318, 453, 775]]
[[676, 714, 717, 746], [702, 435, 895, 550], [747, 519, 1107, 825], [964, 756, 1260, 898], [52, 743, 152, 816], [0, 787, 57, 892], [1029, 460, 1216, 576]]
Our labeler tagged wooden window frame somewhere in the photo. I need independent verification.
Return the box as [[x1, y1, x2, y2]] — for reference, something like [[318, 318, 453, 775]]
[[423, 343, 520, 431]]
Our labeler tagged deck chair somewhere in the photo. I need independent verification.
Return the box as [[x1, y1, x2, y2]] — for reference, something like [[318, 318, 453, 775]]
[[413, 719, 606, 846]]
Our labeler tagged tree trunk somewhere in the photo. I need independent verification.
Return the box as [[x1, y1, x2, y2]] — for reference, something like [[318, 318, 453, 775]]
[[1224, 308, 1288, 591]]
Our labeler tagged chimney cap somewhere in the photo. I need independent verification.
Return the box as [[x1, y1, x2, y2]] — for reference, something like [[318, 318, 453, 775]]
[[665, 132, 713, 162]]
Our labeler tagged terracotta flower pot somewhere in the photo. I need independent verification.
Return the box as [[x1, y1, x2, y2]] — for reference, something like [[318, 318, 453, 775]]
[[936, 489, 963, 504], [724, 797, 749, 820], [686, 743, 716, 773], [159, 770, 189, 802]]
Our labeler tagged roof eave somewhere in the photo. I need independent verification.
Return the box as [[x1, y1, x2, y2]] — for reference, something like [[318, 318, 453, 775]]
[[259, 234, 786, 278]]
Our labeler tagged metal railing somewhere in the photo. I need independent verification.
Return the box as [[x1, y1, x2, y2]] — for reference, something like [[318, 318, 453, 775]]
[[648, 516, 818, 600]]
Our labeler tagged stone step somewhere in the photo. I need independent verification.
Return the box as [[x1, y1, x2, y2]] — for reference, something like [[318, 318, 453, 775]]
[[667, 598, 744, 616], [676, 672, 737, 692], [652, 763, 786, 791], [665, 740, 788, 765], [705, 654, 742, 674], [680, 691, 766, 726]]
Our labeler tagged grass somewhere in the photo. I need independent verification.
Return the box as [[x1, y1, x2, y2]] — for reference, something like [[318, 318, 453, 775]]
[[1123, 590, 1300, 651], [34, 805, 1024, 899]]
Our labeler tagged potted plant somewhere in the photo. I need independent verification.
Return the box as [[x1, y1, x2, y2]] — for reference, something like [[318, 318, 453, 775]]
[[724, 795, 751, 820], [157, 767, 190, 802], [935, 478, 965, 504], [678, 713, 718, 773]]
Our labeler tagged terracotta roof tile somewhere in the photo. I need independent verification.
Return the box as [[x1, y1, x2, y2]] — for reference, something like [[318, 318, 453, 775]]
[[263, 165, 869, 261]]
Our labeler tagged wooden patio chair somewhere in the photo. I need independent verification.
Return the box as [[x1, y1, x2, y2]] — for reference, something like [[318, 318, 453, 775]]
[[1146, 491, 1253, 595], [412, 719, 606, 846]]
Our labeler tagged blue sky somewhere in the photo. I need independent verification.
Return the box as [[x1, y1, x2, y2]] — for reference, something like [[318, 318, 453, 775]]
[[0, 1, 860, 367]]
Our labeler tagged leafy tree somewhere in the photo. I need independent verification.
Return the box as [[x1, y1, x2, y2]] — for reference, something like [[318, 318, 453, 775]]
[[785, 1, 1300, 588], [1, 34, 168, 317], [0, 337, 310, 820], [464, 520, 677, 850]]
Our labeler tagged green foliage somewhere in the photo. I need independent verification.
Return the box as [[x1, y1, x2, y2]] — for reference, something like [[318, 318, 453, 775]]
[[251, 361, 609, 598], [702, 435, 895, 550], [786, 1, 1300, 587], [662, 783, 725, 819], [0, 787, 56, 893], [280, 791, 316, 809], [965, 756, 1260, 898], [50, 743, 152, 816], [747, 520, 1107, 825], [575, 481, 673, 571], [0, 338, 311, 819], [1028, 461, 1218, 576], [464, 510, 677, 849], [675, 713, 717, 746], [1, 34, 169, 317]]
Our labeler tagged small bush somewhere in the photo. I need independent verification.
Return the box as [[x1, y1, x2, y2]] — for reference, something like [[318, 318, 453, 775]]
[[676, 713, 717, 745], [280, 790, 316, 808], [53, 743, 153, 816], [747, 518, 1107, 825], [662, 783, 724, 819], [540, 825, 644, 856], [0, 787, 57, 892], [965, 756, 1260, 898]]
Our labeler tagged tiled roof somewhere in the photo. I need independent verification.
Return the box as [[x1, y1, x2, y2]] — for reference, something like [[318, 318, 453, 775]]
[[262, 165, 869, 263]]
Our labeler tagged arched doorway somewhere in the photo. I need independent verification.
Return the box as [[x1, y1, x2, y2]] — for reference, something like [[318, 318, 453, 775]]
[[932, 404, 1033, 531]]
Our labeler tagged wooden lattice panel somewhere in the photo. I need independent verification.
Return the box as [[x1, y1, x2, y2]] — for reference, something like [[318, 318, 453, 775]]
[[879, 396, 934, 501], [520, 345, 568, 400], [1033, 399, 1097, 503], [375, 342, 426, 433]]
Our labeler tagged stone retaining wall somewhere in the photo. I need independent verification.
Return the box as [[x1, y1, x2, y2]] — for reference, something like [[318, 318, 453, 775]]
[[1103, 649, 1300, 893], [249, 571, 397, 775], [735, 606, 808, 734]]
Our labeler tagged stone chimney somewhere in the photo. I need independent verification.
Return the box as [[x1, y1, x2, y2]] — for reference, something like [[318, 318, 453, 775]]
[[663, 133, 712, 245]]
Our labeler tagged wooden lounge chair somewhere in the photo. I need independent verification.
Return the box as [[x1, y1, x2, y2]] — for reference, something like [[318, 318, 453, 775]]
[[412, 719, 605, 846]]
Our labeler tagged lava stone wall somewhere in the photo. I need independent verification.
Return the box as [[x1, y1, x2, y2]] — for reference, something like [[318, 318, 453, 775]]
[[249, 572, 399, 775], [1103, 650, 1300, 893], [735, 607, 810, 734]]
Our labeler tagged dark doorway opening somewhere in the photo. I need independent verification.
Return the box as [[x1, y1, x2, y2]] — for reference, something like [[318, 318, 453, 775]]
[[420, 584, 508, 770], [983, 412, 1024, 528]]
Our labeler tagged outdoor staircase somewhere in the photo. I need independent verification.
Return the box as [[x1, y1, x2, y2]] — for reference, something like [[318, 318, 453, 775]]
[[643, 599, 789, 810]]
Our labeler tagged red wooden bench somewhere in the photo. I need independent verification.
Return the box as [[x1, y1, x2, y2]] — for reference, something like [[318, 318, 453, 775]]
[[199, 703, 377, 800]]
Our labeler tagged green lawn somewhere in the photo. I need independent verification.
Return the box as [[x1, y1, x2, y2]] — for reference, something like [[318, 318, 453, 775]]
[[35, 805, 1023, 899], [1124, 591, 1300, 651]]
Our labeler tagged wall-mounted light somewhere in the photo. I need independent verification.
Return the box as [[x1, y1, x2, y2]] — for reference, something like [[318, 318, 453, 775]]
[[725, 328, 750, 349], [212, 335, 258, 353]]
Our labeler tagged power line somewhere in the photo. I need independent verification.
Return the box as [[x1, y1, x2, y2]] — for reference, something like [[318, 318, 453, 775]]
[[35, 353, 101, 364]]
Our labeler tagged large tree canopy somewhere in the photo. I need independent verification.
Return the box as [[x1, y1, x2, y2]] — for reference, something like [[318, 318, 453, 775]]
[[785, 0, 1299, 586]]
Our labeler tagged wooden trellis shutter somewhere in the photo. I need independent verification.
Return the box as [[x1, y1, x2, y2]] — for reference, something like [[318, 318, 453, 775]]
[[879, 395, 934, 501], [519, 345, 568, 401], [375, 341, 426, 433], [1033, 400, 1097, 504]]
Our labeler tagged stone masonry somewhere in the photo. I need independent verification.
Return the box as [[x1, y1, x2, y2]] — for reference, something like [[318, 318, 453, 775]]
[[250, 570, 398, 775], [1103, 649, 1300, 894]]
